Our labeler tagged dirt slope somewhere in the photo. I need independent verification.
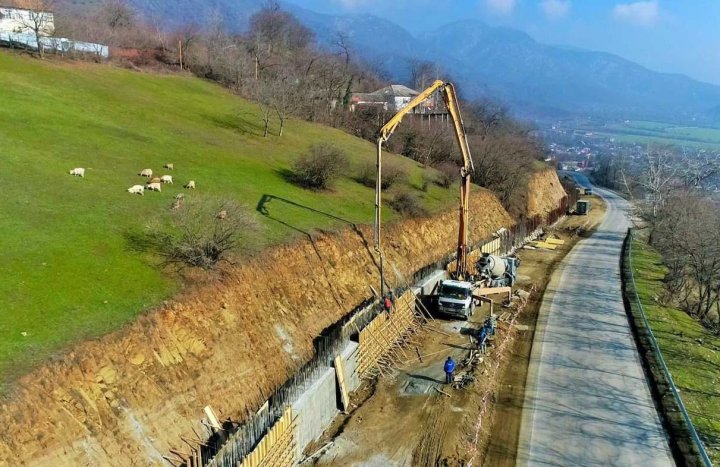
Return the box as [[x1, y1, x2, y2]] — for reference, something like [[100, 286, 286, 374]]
[[526, 169, 566, 218], [0, 189, 520, 466]]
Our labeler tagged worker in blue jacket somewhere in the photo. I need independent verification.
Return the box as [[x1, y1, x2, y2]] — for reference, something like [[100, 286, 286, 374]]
[[444, 356, 456, 384], [478, 326, 489, 354]]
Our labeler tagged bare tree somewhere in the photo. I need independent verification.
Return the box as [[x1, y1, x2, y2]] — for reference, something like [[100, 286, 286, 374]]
[[470, 133, 539, 208], [254, 79, 275, 137], [273, 78, 299, 136], [408, 59, 438, 91], [9, 0, 55, 58], [651, 195, 720, 323], [641, 146, 679, 218]]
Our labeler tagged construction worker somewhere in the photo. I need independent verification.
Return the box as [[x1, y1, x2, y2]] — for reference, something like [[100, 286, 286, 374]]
[[478, 326, 488, 354], [383, 295, 393, 314], [444, 356, 456, 384]]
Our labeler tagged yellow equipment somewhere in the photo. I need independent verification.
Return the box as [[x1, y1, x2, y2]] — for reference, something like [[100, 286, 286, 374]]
[[374, 80, 474, 294]]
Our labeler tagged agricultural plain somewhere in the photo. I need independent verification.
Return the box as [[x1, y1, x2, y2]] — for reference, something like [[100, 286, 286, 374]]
[[589, 120, 720, 149]]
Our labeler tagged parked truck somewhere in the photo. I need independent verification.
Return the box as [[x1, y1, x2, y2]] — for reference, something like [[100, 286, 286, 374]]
[[436, 254, 520, 320]]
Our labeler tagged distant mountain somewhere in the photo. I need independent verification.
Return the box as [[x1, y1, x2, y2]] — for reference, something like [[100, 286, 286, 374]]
[[119, 0, 720, 124]]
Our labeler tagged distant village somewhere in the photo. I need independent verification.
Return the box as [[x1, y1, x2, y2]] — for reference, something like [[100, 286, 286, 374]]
[[540, 122, 720, 193]]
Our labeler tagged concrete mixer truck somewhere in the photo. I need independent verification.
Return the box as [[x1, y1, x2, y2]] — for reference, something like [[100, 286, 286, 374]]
[[437, 254, 519, 320], [476, 253, 520, 288]]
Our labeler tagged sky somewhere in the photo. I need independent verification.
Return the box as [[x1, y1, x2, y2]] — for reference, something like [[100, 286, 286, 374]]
[[292, 0, 720, 85]]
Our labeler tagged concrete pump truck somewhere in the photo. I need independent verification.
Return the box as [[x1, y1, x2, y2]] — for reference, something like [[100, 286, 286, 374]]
[[374, 80, 519, 320]]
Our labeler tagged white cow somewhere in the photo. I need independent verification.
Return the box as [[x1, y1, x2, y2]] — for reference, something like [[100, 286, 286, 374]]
[[139, 169, 153, 178], [160, 175, 173, 184], [146, 182, 162, 192], [163, 163, 174, 170], [69, 168, 85, 177], [184, 180, 196, 189], [127, 185, 144, 195]]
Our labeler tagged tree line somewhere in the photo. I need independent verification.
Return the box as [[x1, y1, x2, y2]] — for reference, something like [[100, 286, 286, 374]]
[[607, 146, 720, 330]]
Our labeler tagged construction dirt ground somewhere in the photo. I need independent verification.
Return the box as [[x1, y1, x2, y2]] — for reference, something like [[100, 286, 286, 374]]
[[306, 194, 607, 466]]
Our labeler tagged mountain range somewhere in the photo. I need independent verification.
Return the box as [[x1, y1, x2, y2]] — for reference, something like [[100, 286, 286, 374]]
[[121, 0, 720, 124]]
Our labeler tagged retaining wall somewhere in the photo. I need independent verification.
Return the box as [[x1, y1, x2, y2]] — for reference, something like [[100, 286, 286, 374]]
[[291, 368, 338, 460]]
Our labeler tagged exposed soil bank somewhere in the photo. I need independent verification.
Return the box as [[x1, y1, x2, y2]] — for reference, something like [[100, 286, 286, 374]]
[[0, 170, 563, 466], [527, 169, 567, 218]]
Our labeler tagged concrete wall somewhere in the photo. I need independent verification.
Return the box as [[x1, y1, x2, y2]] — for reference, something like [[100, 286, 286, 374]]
[[341, 341, 361, 393], [291, 367, 338, 459]]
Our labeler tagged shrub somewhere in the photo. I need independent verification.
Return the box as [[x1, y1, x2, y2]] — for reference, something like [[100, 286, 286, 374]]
[[129, 199, 261, 270], [292, 143, 348, 189], [420, 173, 431, 192], [390, 191, 428, 217], [356, 160, 408, 189], [435, 162, 458, 188], [382, 161, 408, 189]]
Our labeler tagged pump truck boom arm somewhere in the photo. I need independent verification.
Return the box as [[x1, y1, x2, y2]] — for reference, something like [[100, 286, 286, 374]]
[[374, 80, 474, 293]]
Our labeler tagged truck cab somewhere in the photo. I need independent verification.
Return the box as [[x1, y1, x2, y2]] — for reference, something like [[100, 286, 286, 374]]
[[437, 279, 475, 320]]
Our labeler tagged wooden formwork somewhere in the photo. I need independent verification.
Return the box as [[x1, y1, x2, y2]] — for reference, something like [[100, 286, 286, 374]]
[[356, 291, 420, 378], [238, 408, 296, 467]]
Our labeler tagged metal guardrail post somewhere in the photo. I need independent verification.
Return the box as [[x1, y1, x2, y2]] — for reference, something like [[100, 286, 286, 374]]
[[626, 229, 713, 467]]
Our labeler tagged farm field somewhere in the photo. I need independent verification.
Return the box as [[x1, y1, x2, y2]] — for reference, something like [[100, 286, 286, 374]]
[[631, 235, 720, 464], [0, 51, 456, 387], [587, 120, 720, 149]]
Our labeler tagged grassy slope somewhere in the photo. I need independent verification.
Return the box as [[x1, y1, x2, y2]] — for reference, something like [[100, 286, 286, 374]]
[[631, 235, 720, 462], [0, 52, 455, 383]]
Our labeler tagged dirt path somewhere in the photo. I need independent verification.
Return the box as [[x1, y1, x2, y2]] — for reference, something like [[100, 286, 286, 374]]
[[310, 196, 607, 466]]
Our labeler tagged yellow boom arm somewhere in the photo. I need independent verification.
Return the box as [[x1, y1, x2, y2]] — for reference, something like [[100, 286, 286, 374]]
[[374, 80, 475, 291]]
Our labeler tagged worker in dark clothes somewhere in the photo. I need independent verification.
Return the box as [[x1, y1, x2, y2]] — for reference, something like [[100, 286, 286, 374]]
[[444, 356, 456, 384]]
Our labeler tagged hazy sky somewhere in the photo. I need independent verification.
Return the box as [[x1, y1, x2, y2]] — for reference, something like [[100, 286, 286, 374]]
[[293, 0, 720, 86]]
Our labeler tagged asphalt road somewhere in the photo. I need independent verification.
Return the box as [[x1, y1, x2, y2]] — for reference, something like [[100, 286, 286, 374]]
[[517, 186, 674, 466]]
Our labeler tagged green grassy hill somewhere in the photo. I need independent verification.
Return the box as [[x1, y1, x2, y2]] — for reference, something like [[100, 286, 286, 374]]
[[0, 52, 455, 384], [631, 235, 720, 463]]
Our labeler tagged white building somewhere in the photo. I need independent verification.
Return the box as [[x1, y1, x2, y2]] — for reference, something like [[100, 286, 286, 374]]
[[0, 5, 108, 58], [0, 5, 55, 36], [351, 85, 430, 113]]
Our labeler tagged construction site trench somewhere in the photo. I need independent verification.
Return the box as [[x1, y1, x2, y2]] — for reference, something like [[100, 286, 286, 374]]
[[0, 170, 568, 466]]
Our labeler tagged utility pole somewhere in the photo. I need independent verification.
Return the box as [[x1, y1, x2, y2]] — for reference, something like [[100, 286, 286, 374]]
[[178, 40, 183, 71]]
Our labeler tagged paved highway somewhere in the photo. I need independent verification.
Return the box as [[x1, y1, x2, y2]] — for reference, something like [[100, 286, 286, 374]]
[[517, 185, 674, 466]]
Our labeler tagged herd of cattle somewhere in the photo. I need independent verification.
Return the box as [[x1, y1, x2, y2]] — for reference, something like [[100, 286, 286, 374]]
[[68, 163, 196, 196]]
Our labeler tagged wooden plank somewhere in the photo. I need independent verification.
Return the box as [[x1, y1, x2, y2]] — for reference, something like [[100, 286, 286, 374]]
[[546, 238, 565, 245], [334, 356, 350, 412], [531, 241, 557, 250], [203, 405, 222, 431]]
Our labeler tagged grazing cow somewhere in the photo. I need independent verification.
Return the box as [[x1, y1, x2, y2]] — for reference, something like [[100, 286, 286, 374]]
[[146, 182, 162, 192], [69, 168, 85, 177], [164, 163, 174, 170], [184, 180, 196, 189], [160, 175, 173, 184], [149, 177, 161, 184], [139, 169, 153, 178], [127, 185, 145, 195]]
